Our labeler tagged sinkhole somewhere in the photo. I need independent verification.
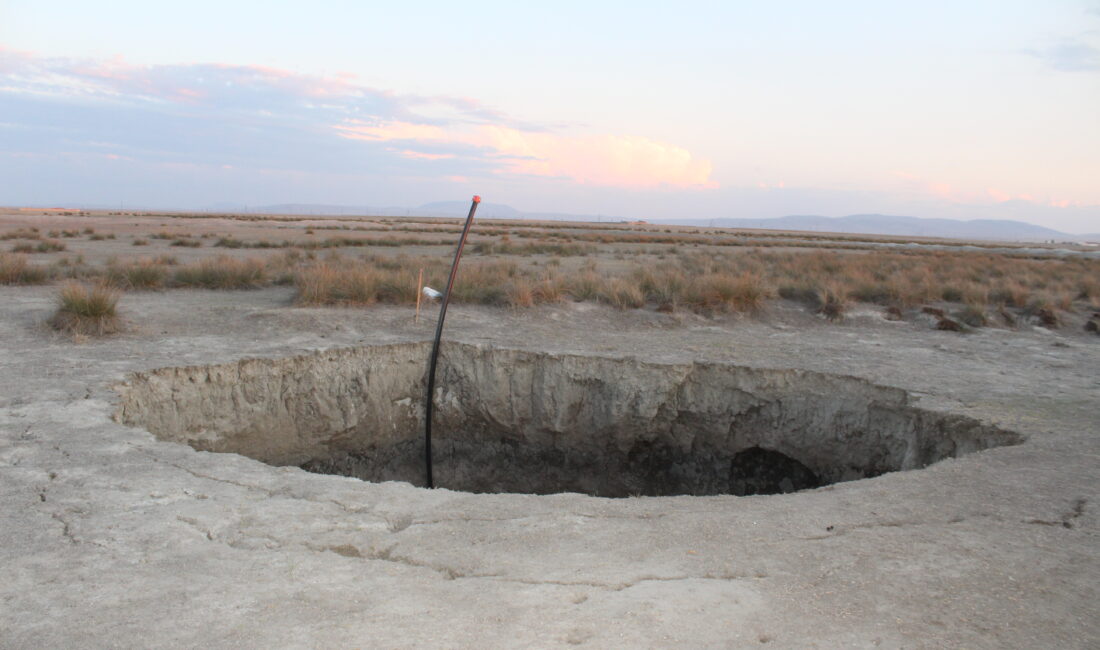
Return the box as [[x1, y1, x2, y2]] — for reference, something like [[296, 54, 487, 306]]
[[115, 342, 1022, 497]]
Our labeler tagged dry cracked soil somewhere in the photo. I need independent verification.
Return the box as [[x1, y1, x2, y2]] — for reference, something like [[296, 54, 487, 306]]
[[1, 285, 1098, 648]]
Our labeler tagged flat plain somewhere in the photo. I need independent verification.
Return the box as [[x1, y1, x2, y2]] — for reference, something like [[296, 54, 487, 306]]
[[1, 207, 1098, 648]]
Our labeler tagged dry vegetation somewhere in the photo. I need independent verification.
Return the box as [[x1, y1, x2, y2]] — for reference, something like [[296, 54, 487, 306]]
[[0, 253, 51, 285], [4, 213, 1099, 332], [291, 248, 1098, 323], [49, 282, 122, 336]]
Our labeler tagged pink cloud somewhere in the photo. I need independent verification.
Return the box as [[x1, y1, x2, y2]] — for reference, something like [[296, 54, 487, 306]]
[[889, 170, 1082, 210], [347, 121, 448, 142], [396, 149, 455, 161], [338, 119, 715, 189]]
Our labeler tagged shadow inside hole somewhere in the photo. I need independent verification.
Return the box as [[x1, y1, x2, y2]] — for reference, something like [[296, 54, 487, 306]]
[[729, 447, 821, 496]]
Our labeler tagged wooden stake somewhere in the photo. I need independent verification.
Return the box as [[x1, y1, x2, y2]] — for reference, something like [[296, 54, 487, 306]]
[[415, 267, 424, 323]]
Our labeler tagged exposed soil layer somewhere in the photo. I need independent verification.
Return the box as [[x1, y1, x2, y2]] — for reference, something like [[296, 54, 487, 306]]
[[115, 342, 1022, 497]]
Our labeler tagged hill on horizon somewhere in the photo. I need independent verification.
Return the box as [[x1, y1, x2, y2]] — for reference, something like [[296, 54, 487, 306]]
[[409, 204, 1085, 243], [669, 214, 1076, 242], [206, 201, 1093, 243]]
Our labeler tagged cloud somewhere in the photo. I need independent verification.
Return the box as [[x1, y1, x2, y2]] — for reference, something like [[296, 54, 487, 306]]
[[0, 50, 715, 190], [1024, 38, 1100, 72], [337, 119, 715, 188], [888, 170, 1083, 210]]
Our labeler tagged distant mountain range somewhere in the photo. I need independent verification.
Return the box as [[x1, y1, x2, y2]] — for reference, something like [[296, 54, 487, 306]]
[[666, 214, 1082, 242], [406, 205, 1094, 243], [210, 202, 1095, 243]]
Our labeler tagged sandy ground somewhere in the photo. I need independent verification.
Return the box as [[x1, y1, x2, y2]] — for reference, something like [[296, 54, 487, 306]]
[[1, 282, 1098, 648]]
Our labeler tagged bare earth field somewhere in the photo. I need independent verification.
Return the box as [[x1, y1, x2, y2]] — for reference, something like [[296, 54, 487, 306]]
[[1, 209, 1098, 648]]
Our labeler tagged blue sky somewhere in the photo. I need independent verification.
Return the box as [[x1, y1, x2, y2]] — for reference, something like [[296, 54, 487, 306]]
[[1, 1, 1098, 231]]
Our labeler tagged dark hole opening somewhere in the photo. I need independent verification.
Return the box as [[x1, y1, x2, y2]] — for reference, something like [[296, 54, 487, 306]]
[[728, 447, 821, 496], [302, 441, 827, 497]]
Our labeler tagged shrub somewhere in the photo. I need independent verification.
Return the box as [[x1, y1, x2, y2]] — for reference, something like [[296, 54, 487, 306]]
[[531, 273, 567, 304], [505, 278, 536, 308], [942, 288, 967, 306], [132, 238, 149, 246], [173, 257, 267, 289], [171, 238, 202, 248], [295, 264, 391, 305], [106, 259, 168, 290], [36, 240, 67, 253], [449, 261, 520, 306], [215, 237, 245, 249], [686, 273, 766, 313], [850, 283, 898, 304], [777, 284, 820, 305], [0, 254, 50, 284], [50, 282, 122, 336], [568, 272, 604, 302], [597, 277, 645, 309], [1, 228, 41, 241], [955, 305, 988, 327], [634, 267, 687, 309], [816, 286, 848, 321]]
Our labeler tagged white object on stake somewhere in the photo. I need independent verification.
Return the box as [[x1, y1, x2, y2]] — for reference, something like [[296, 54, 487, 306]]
[[422, 286, 443, 300]]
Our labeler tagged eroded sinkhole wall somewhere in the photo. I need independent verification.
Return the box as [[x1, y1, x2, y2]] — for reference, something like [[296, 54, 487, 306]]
[[115, 343, 1022, 497]]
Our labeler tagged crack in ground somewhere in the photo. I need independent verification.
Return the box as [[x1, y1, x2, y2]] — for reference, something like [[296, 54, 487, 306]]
[[305, 542, 470, 580], [176, 516, 215, 541], [1026, 497, 1088, 529], [308, 541, 759, 590], [794, 519, 930, 540], [401, 510, 671, 531], [50, 511, 107, 549], [792, 514, 1008, 540], [140, 450, 375, 516], [476, 573, 760, 591]]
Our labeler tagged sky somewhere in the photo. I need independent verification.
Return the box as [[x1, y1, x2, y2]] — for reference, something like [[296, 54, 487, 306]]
[[1, 1, 1098, 232]]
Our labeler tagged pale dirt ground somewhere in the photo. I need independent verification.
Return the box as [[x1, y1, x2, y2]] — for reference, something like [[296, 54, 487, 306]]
[[1, 276, 1098, 648]]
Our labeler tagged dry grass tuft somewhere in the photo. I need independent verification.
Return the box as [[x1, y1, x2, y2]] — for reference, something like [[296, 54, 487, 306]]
[[816, 286, 848, 321], [1, 228, 42, 241], [50, 282, 122, 336], [106, 258, 170, 290], [172, 256, 267, 289], [955, 305, 988, 328], [598, 277, 645, 309], [0, 253, 51, 284], [685, 273, 766, 313], [296, 264, 389, 305], [35, 240, 67, 253]]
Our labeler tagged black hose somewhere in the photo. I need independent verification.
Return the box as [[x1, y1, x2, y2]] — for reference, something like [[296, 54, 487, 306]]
[[424, 195, 480, 488]]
